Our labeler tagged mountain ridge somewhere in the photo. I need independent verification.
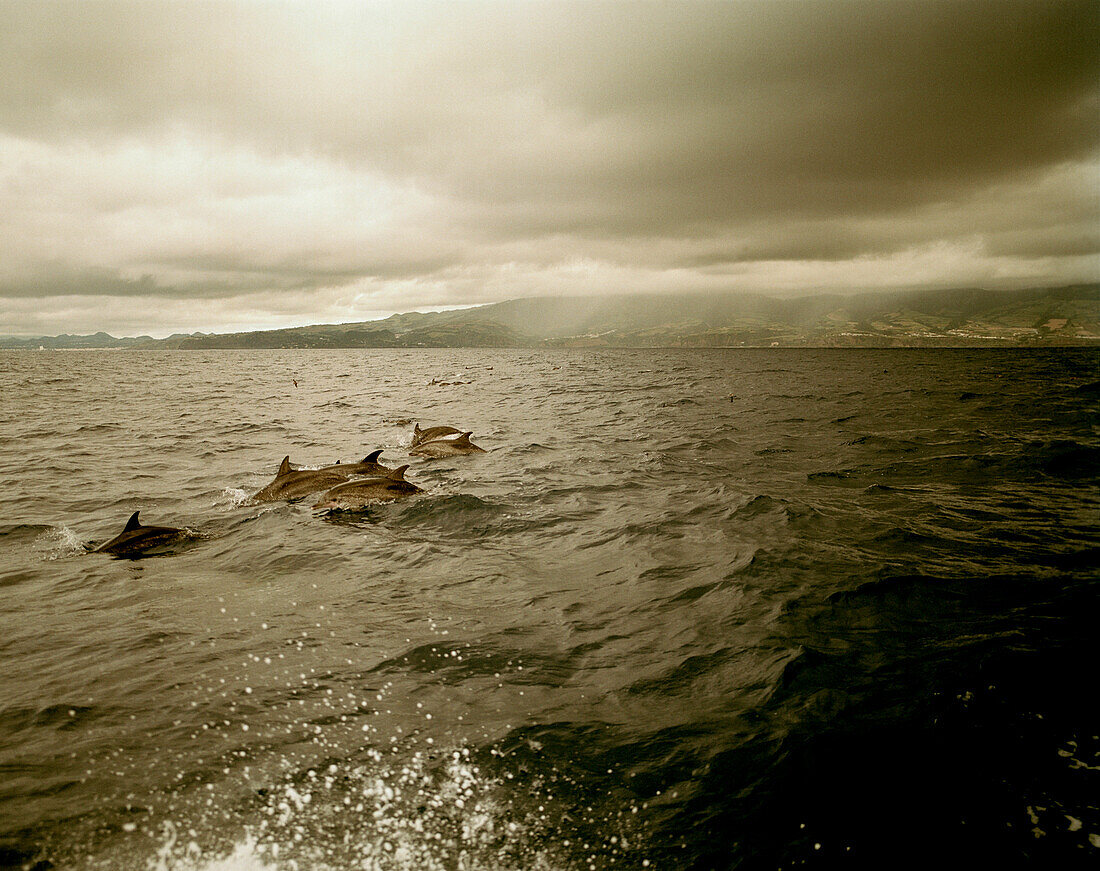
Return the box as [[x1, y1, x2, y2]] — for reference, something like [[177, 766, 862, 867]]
[[2, 284, 1097, 349]]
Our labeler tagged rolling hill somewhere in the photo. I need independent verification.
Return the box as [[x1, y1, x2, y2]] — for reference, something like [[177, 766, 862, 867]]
[[2, 284, 1097, 349]]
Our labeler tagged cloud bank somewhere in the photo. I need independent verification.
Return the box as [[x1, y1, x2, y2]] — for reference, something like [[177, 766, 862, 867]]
[[1, 0, 1097, 336]]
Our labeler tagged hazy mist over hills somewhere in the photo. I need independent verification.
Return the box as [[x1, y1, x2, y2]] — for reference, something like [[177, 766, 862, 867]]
[[2, 285, 1097, 350]]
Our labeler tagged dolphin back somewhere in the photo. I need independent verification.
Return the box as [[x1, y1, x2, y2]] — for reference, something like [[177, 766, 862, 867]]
[[94, 511, 183, 556], [411, 424, 462, 446]]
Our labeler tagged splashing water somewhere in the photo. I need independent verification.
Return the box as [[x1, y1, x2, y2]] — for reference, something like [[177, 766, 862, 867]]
[[67, 731, 643, 871], [34, 524, 88, 560], [219, 488, 253, 509]]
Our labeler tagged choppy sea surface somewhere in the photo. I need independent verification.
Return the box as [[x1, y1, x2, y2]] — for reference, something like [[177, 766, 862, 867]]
[[0, 348, 1097, 871]]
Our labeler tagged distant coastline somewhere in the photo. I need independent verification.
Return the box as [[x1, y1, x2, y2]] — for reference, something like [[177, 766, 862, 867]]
[[3, 284, 1097, 350]]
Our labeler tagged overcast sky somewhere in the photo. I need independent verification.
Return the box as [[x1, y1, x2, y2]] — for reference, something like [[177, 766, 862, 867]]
[[1, 0, 1097, 337]]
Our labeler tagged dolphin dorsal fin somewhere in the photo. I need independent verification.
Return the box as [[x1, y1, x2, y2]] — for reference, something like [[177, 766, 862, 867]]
[[277, 456, 292, 477], [455, 432, 473, 445], [414, 423, 422, 436], [363, 449, 383, 464], [387, 464, 409, 481], [123, 511, 142, 532]]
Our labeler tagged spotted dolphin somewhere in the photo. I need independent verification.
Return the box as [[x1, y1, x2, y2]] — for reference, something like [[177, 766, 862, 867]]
[[408, 432, 486, 458], [93, 511, 184, 557], [312, 465, 423, 510], [251, 453, 387, 503]]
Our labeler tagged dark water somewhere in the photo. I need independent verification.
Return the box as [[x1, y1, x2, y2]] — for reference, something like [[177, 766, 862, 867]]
[[0, 348, 1097, 870]]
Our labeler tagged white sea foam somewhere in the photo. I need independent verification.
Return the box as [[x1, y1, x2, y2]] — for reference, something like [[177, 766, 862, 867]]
[[145, 828, 271, 871], [35, 525, 87, 560], [218, 488, 252, 508]]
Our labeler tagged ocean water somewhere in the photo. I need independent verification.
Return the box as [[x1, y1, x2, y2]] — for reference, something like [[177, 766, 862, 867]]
[[0, 348, 1097, 871]]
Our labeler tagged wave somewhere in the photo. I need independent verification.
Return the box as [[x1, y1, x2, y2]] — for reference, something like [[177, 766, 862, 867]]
[[731, 494, 808, 523], [392, 495, 527, 541], [806, 469, 863, 486], [626, 646, 737, 697], [0, 523, 53, 542], [0, 704, 102, 741], [810, 439, 1100, 488], [370, 640, 578, 689], [505, 442, 553, 455], [0, 569, 39, 589], [843, 433, 922, 451], [659, 397, 701, 407]]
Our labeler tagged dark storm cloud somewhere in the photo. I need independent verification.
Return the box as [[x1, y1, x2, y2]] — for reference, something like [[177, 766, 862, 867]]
[[443, 0, 1100, 230], [0, 0, 1096, 336]]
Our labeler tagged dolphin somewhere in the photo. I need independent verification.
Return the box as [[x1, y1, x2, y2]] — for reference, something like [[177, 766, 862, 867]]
[[286, 450, 389, 474], [316, 450, 390, 476], [251, 454, 386, 503], [93, 511, 184, 556], [408, 432, 486, 458], [411, 423, 462, 446], [312, 465, 423, 510]]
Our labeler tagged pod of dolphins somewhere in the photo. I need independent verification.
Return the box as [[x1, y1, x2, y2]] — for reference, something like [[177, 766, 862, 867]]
[[90, 423, 486, 557]]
